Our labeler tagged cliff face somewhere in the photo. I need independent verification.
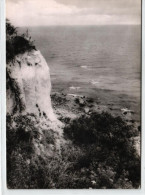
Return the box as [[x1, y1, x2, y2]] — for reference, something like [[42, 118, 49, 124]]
[[7, 50, 56, 121]]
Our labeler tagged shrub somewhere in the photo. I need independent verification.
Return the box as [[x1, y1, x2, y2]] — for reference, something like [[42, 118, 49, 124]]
[[6, 19, 36, 63], [64, 112, 138, 145], [6, 19, 17, 37], [7, 114, 39, 155], [64, 112, 140, 188], [7, 112, 140, 189]]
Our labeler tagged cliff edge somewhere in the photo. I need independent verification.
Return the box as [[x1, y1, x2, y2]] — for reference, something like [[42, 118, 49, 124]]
[[7, 50, 56, 121]]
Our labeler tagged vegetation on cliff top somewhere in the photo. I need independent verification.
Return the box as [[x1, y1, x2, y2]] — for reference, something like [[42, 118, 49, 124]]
[[6, 19, 36, 63]]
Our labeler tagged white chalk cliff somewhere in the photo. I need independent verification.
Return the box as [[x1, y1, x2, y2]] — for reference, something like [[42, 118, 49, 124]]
[[7, 50, 56, 121]]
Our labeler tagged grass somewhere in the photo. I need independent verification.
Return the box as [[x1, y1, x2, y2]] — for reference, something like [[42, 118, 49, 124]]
[[7, 112, 140, 189]]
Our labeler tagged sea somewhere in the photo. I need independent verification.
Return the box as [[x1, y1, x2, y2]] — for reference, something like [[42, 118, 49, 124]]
[[21, 25, 141, 106]]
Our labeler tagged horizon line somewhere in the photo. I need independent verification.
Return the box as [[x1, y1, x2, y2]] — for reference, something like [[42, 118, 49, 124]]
[[17, 23, 141, 28]]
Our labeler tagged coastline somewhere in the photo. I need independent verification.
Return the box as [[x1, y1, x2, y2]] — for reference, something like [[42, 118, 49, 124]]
[[51, 88, 141, 156], [51, 80, 141, 124], [6, 22, 141, 189]]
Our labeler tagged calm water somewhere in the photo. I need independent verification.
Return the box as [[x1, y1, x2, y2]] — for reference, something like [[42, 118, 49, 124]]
[[23, 25, 141, 99]]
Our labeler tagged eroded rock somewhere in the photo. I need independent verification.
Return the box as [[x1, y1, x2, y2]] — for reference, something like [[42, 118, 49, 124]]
[[7, 50, 56, 121]]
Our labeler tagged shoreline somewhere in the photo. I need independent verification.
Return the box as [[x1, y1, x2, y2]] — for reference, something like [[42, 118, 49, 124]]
[[51, 91, 141, 156], [51, 87, 141, 128], [51, 80, 141, 123]]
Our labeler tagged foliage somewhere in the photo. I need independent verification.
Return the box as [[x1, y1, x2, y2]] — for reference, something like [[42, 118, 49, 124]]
[[7, 114, 56, 188], [7, 112, 140, 189], [7, 114, 39, 155], [6, 19, 36, 63], [6, 19, 17, 37], [64, 112, 140, 188], [64, 112, 138, 145]]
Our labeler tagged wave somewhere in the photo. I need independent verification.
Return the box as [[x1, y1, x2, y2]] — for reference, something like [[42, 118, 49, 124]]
[[81, 65, 89, 69], [69, 86, 81, 90], [90, 80, 100, 85], [81, 65, 94, 71]]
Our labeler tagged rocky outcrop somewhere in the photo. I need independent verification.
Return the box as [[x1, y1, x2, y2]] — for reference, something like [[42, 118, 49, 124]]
[[7, 50, 56, 121]]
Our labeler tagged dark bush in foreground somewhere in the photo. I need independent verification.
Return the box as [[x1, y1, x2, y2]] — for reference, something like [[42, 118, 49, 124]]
[[7, 114, 55, 188], [64, 112, 138, 145], [7, 112, 140, 189], [64, 112, 140, 188]]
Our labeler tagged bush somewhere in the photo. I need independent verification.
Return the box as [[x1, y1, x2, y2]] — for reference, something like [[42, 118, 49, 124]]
[[7, 112, 140, 189], [6, 19, 36, 63], [64, 112, 138, 145], [7, 114, 51, 188], [64, 112, 140, 188], [7, 108, 140, 188], [6, 19, 17, 37]]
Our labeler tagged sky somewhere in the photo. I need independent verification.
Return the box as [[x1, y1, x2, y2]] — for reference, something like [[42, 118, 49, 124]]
[[6, 0, 141, 26]]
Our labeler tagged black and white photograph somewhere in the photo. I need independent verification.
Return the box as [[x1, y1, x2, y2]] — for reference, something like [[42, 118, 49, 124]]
[[6, 0, 141, 189]]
